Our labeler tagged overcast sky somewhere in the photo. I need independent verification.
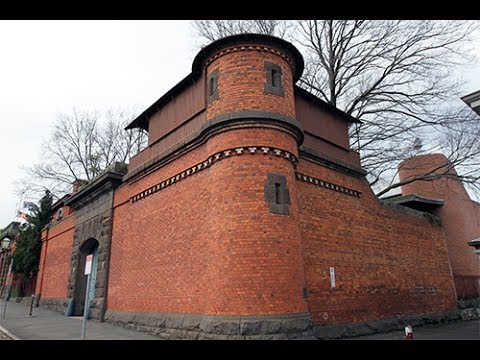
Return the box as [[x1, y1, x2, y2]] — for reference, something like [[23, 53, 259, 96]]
[[1, 20, 479, 228]]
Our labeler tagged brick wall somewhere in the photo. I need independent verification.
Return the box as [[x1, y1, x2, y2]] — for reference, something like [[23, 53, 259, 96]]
[[297, 158, 458, 325], [36, 214, 75, 299], [107, 36, 310, 319], [109, 127, 308, 315], [108, 137, 458, 325]]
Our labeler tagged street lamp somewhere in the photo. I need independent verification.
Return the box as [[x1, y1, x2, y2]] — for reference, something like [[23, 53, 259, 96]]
[[0, 237, 11, 289], [1, 237, 11, 251], [1, 237, 13, 319]]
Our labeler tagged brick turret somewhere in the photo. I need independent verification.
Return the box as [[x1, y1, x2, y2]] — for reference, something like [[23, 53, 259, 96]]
[[191, 34, 309, 318]]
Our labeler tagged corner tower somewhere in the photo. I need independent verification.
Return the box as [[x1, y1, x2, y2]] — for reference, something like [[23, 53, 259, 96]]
[[191, 34, 311, 334], [193, 33, 304, 135], [108, 34, 312, 339]]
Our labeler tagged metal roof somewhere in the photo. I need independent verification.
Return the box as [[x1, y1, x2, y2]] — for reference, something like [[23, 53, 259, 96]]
[[382, 193, 444, 212], [461, 90, 480, 115], [125, 33, 360, 132], [126, 34, 304, 132]]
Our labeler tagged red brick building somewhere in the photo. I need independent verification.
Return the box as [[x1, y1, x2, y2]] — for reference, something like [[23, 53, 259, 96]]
[[35, 34, 459, 339], [387, 154, 480, 300]]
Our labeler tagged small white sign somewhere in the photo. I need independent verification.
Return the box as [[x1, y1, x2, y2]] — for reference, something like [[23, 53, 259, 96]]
[[84, 254, 93, 275], [329, 267, 336, 288]]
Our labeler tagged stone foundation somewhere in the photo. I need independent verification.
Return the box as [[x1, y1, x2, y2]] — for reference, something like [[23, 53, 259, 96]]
[[104, 309, 468, 340], [13, 296, 34, 306], [104, 311, 316, 340], [39, 298, 70, 314]]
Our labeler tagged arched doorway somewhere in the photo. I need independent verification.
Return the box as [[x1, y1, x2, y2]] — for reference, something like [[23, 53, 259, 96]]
[[73, 238, 99, 317]]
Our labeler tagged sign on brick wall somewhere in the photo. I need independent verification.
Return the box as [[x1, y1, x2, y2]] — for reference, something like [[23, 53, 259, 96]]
[[84, 254, 93, 275], [330, 267, 336, 288]]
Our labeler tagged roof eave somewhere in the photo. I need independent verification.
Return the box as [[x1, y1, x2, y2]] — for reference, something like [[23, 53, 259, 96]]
[[125, 73, 197, 131], [294, 86, 361, 124], [383, 193, 444, 207]]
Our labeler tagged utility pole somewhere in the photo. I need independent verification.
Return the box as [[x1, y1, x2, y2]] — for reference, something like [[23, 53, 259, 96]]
[[81, 254, 93, 340]]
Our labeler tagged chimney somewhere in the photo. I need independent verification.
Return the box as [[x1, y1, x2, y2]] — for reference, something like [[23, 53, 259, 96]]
[[72, 179, 88, 193]]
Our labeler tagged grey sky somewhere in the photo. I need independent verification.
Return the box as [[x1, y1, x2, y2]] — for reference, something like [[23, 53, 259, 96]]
[[1, 20, 479, 228]]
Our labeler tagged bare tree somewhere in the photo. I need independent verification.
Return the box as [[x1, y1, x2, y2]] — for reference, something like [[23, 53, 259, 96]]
[[97, 108, 147, 166], [191, 20, 293, 46], [190, 20, 480, 197], [294, 20, 480, 195], [374, 107, 480, 198], [17, 107, 147, 200]]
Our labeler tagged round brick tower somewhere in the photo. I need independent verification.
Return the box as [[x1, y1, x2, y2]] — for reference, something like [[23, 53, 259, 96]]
[[398, 153, 462, 199], [189, 34, 312, 336], [399, 154, 480, 293]]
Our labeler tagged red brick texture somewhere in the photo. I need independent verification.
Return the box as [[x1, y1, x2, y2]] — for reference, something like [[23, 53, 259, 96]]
[[109, 127, 307, 315], [107, 39, 310, 317], [297, 159, 457, 325], [399, 154, 480, 278], [206, 45, 296, 120], [109, 37, 457, 324], [36, 214, 75, 299]]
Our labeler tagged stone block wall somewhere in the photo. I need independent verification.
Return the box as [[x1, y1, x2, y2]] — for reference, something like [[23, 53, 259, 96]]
[[67, 183, 117, 320]]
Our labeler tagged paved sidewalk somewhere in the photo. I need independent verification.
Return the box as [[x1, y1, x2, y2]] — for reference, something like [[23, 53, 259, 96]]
[[1, 299, 479, 340], [350, 319, 480, 340], [0, 300, 159, 340]]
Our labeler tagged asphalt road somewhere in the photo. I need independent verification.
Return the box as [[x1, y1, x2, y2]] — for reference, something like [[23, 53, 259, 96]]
[[350, 319, 480, 340]]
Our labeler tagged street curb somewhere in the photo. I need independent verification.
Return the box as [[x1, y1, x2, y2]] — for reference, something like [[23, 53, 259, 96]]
[[0, 324, 21, 340]]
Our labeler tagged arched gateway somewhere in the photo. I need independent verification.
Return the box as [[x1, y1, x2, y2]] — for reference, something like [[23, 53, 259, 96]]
[[72, 238, 99, 317]]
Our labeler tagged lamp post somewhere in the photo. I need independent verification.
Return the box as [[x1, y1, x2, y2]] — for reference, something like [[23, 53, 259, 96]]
[[0, 238, 11, 295], [1, 237, 13, 320], [1, 238, 11, 251], [0, 250, 4, 298]]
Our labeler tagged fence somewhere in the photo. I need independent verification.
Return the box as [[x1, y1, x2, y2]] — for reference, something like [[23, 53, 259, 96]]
[[454, 275, 480, 300]]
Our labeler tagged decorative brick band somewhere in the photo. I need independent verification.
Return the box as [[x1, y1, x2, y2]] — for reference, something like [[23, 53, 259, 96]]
[[130, 146, 298, 203], [295, 172, 362, 198], [205, 44, 295, 70]]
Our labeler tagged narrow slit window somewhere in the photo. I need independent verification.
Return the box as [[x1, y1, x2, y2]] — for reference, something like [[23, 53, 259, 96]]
[[275, 183, 282, 204], [264, 61, 284, 97], [207, 69, 219, 104], [271, 69, 278, 87], [264, 173, 290, 215], [209, 77, 214, 96]]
